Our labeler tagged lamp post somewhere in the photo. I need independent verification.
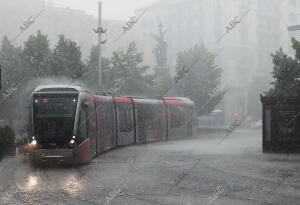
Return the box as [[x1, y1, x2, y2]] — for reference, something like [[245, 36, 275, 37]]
[[93, 1, 107, 94]]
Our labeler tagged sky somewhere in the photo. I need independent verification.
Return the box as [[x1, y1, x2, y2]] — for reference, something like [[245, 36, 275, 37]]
[[50, 0, 158, 20]]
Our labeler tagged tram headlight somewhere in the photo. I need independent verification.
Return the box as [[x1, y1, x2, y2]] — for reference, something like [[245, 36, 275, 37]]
[[68, 137, 76, 148], [31, 140, 37, 146], [30, 137, 37, 147]]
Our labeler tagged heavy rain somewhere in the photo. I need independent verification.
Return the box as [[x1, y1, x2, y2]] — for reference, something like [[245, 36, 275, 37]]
[[0, 0, 300, 204]]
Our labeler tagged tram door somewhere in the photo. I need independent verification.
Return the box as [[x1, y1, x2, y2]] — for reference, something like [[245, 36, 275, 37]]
[[85, 99, 97, 158], [115, 99, 135, 146], [97, 100, 117, 152]]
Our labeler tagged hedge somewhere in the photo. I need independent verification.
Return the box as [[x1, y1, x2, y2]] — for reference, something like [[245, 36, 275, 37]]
[[0, 126, 15, 158]]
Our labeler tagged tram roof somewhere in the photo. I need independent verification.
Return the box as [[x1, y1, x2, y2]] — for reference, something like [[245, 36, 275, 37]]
[[33, 85, 194, 106], [163, 97, 194, 106], [33, 85, 90, 92]]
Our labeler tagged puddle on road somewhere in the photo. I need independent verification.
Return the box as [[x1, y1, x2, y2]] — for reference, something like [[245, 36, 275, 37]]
[[10, 163, 88, 203]]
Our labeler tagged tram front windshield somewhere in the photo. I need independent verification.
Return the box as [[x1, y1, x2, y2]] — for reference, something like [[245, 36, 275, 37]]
[[33, 95, 78, 144]]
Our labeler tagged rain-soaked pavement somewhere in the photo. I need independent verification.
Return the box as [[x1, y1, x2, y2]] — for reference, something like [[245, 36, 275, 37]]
[[1, 129, 300, 205]]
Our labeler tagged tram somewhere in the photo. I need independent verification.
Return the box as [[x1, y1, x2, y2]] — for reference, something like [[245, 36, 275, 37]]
[[29, 85, 195, 165]]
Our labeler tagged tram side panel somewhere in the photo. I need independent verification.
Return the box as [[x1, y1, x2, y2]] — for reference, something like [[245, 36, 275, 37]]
[[187, 106, 195, 137], [147, 103, 166, 142], [135, 103, 146, 144], [167, 104, 190, 140], [179, 105, 193, 138], [114, 97, 135, 146], [134, 100, 168, 143], [86, 97, 98, 159], [75, 97, 92, 164], [95, 96, 117, 153]]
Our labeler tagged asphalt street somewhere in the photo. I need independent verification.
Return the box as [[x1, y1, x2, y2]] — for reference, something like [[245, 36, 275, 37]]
[[0, 129, 300, 205]]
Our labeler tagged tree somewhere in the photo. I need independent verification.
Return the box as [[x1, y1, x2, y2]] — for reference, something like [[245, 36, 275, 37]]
[[265, 38, 300, 97], [22, 31, 52, 78], [150, 23, 173, 95], [0, 37, 23, 85], [150, 22, 168, 74], [50, 35, 85, 79], [109, 42, 154, 96], [0, 36, 23, 99], [174, 44, 225, 115], [0, 33, 88, 135], [0, 37, 24, 126]]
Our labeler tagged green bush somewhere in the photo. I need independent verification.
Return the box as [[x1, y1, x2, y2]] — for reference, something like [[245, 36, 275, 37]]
[[0, 126, 15, 158]]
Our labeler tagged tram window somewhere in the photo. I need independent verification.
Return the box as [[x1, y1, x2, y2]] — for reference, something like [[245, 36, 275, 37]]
[[77, 109, 87, 144], [119, 104, 133, 132], [100, 103, 115, 137], [138, 104, 161, 130], [170, 106, 186, 128]]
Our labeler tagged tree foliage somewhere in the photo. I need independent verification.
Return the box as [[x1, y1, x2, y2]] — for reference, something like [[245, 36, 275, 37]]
[[108, 42, 154, 96], [174, 44, 224, 115], [150, 23, 173, 95], [0, 37, 24, 124], [0, 31, 87, 133], [51, 35, 85, 79], [0, 37, 23, 85], [86, 42, 155, 96], [265, 38, 300, 97], [150, 22, 168, 73], [22, 31, 52, 77]]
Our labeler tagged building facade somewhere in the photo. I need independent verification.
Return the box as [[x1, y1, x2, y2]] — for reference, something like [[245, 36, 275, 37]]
[[134, 0, 290, 124], [0, 0, 131, 58]]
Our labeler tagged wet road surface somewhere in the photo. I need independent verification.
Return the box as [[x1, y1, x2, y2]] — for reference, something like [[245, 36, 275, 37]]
[[1, 129, 300, 205]]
